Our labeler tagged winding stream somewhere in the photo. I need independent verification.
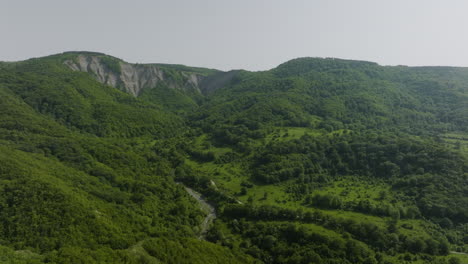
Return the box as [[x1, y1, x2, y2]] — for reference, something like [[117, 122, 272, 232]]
[[183, 186, 216, 239]]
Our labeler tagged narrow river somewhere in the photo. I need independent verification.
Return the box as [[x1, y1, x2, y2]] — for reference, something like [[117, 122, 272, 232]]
[[182, 186, 216, 239]]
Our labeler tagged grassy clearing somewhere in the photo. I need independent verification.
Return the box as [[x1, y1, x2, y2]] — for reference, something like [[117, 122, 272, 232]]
[[185, 129, 464, 257], [264, 127, 323, 143], [449, 252, 468, 264], [321, 177, 392, 202], [187, 155, 435, 236], [193, 134, 233, 155], [184, 159, 246, 192]]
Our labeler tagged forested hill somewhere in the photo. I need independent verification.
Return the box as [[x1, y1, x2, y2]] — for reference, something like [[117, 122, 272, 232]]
[[194, 57, 467, 135], [0, 52, 466, 264]]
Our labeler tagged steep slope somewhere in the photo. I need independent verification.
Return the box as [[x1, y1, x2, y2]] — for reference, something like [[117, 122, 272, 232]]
[[0, 55, 256, 263], [63, 53, 210, 96], [61, 52, 231, 112], [1, 55, 184, 137]]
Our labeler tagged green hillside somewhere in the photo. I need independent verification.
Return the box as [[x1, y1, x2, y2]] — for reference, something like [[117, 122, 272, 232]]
[[0, 53, 466, 263], [0, 55, 255, 263], [181, 57, 468, 264]]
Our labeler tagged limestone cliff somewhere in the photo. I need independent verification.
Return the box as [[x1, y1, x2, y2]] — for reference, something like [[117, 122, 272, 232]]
[[64, 54, 205, 96]]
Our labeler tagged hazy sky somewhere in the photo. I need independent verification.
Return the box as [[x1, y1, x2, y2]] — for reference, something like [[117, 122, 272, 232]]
[[2, 0, 468, 71]]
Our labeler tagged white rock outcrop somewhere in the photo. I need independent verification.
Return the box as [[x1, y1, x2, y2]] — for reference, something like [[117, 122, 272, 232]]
[[64, 55, 203, 96]]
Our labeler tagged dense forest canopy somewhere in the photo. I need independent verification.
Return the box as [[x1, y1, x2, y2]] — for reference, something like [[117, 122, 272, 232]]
[[0, 52, 466, 263]]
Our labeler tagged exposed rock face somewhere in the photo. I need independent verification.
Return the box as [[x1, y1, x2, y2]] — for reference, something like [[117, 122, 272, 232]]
[[64, 55, 204, 96]]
